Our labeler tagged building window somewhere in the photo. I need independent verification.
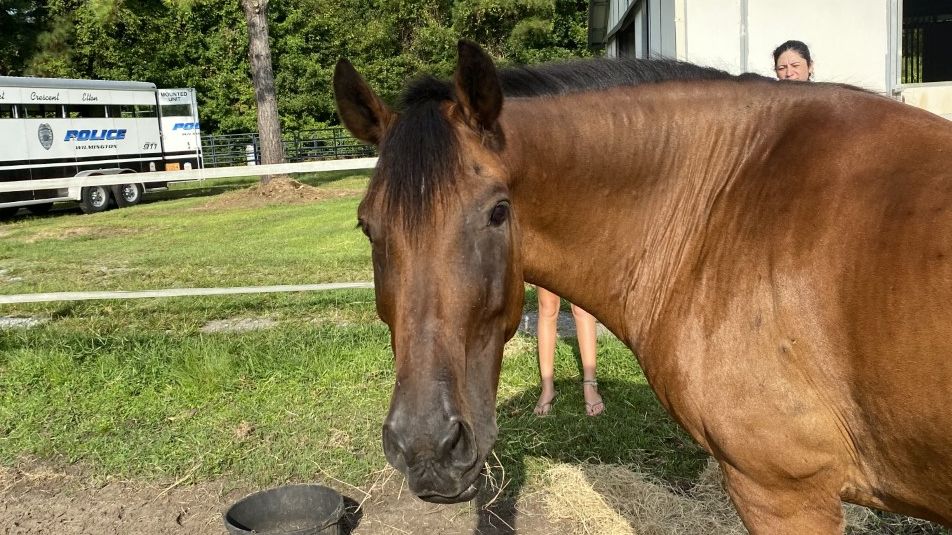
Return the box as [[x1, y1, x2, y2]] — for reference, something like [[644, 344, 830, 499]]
[[616, 3, 647, 59], [902, 0, 952, 83]]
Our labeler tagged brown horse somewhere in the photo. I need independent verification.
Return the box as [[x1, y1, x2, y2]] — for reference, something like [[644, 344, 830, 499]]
[[333, 41, 952, 533]]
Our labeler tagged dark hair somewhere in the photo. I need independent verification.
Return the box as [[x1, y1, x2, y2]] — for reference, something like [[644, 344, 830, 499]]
[[773, 40, 812, 67]]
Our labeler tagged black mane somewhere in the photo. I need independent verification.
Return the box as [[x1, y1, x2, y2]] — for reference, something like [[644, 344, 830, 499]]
[[371, 58, 761, 234], [498, 57, 742, 97]]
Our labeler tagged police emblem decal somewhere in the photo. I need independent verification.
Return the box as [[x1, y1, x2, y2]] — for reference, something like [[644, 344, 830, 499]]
[[38, 123, 54, 150]]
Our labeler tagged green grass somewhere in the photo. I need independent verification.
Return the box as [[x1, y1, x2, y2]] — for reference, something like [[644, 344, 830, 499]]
[[0, 293, 395, 485], [0, 306, 701, 490], [0, 172, 373, 294], [0, 172, 705, 494]]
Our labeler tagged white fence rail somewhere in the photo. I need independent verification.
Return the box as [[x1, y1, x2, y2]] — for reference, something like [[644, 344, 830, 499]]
[[0, 157, 379, 193], [0, 282, 375, 305]]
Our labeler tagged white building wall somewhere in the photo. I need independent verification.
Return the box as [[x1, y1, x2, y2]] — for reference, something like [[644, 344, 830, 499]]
[[745, 0, 889, 92], [683, 0, 742, 72], [680, 0, 891, 92]]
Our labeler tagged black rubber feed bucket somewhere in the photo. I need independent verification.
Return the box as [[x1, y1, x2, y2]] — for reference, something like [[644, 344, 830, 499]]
[[223, 484, 344, 535]]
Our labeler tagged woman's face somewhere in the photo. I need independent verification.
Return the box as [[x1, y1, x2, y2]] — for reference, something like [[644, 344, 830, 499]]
[[775, 50, 812, 81]]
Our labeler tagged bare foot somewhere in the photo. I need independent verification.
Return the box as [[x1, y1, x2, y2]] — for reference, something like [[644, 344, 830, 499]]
[[583, 380, 604, 416], [534, 389, 557, 416]]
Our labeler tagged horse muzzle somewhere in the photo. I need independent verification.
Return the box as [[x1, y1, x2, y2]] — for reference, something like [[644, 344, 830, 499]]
[[382, 412, 487, 503]]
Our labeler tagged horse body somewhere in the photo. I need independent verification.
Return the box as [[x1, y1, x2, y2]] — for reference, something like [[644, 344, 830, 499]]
[[334, 41, 952, 533], [509, 82, 952, 529]]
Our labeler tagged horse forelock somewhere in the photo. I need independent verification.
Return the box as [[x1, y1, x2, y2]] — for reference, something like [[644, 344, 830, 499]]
[[372, 76, 460, 237]]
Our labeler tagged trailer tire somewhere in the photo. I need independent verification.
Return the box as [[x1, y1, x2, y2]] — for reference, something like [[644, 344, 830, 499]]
[[112, 183, 143, 208], [79, 185, 112, 214], [26, 203, 53, 215]]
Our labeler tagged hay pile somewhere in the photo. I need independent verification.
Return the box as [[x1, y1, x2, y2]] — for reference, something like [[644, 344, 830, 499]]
[[539, 460, 745, 535], [535, 460, 929, 534]]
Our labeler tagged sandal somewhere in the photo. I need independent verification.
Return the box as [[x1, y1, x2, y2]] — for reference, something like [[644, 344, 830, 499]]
[[534, 391, 558, 416], [583, 380, 605, 417]]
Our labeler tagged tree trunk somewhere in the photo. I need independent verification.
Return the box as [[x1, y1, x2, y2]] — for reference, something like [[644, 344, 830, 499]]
[[240, 0, 285, 184]]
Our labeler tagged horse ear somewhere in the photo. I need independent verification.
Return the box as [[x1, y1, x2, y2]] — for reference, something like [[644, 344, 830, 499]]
[[453, 40, 502, 132], [333, 59, 394, 146]]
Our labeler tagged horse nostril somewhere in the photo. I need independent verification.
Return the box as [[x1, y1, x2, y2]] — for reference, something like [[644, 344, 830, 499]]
[[437, 418, 477, 465], [437, 419, 462, 457]]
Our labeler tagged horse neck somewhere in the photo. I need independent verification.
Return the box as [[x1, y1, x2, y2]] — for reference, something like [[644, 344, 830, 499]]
[[501, 82, 772, 349]]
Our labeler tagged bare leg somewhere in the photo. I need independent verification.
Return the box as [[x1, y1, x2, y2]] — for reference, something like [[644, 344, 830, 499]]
[[571, 303, 603, 416], [720, 462, 845, 534], [534, 287, 560, 416]]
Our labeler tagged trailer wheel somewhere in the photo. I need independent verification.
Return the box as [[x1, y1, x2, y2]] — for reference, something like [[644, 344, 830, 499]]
[[26, 203, 53, 215], [112, 183, 143, 208], [79, 185, 112, 214]]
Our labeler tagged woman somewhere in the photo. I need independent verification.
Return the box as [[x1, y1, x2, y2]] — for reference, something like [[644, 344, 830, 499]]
[[773, 40, 813, 81], [534, 287, 605, 417]]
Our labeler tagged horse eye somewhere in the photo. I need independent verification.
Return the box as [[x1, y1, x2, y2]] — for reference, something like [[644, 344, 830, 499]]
[[489, 202, 509, 227], [357, 221, 373, 242]]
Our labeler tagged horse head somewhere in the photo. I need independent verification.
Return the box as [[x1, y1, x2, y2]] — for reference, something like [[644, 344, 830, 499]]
[[334, 41, 524, 503]]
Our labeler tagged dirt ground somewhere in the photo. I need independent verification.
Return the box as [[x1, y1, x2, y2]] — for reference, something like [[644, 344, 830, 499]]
[[0, 462, 568, 535]]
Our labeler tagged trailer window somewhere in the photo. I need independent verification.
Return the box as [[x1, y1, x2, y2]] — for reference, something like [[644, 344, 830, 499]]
[[24, 104, 63, 119], [106, 105, 121, 118], [66, 104, 107, 118], [0, 104, 14, 119], [116, 105, 137, 118], [161, 103, 192, 117], [135, 105, 157, 118]]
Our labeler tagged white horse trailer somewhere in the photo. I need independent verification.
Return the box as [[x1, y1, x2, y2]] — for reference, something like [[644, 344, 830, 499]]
[[0, 76, 202, 217]]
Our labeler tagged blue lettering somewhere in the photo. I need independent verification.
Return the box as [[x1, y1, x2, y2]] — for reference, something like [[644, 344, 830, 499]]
[[172, 122, 200, 131], [63, 128, 127, 142]]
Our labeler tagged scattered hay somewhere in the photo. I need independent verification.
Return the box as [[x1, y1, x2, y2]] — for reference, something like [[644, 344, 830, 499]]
[[540, 460, 745, 535], [539, 463, 637, 535], [325, 429, 353, 449], [537, 461, 939, 534], [196, 177, 358, 211], [503, 332, 535, 360], [233, 421, 255, 441]]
